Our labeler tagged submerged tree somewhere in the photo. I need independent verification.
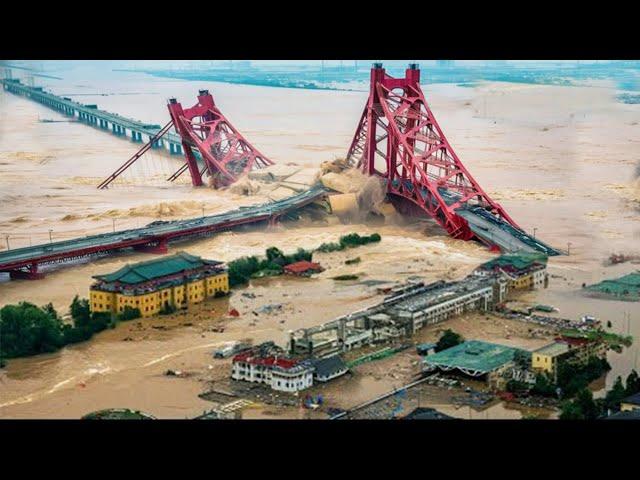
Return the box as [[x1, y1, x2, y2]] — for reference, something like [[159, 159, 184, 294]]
[[435, 329, 464, 352]]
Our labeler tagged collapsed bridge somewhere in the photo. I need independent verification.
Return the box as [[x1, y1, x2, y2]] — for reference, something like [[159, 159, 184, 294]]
[[2, 65, 560, 256], [346, 63, 559, 256]]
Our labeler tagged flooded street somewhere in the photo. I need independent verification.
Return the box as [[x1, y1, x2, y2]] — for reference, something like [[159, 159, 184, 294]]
[[0, 64, 639, 418]]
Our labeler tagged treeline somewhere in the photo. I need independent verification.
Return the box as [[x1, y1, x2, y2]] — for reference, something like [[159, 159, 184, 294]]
[[507, 356, 611, 399], [0, 296, 141, 362], [229, 247, 312, 286], [560, 369, 640, 420], [503, 354, 640, 419], [228, 232, 382, 287], [316, 233, 381, 253]]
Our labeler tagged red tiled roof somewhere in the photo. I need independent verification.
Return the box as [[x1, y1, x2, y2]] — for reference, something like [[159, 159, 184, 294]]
[[556, 336, 591, 346], [232, 351, 299, 370], [284, 261, 322, 274]]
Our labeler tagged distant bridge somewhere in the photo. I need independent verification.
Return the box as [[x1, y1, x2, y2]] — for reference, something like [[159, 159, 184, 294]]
[[1, 78, 187, 156]]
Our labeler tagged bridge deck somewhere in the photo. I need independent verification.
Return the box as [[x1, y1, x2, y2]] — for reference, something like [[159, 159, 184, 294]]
[[1, 79, 183, 146], [0, 186, 326, 277], [391, 179, 560, 256]]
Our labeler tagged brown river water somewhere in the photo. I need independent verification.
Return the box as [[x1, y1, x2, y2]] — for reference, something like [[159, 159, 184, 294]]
[[0, 65, 638, 418]]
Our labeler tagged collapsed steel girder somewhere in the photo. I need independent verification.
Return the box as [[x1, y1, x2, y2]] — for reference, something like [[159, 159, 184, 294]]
[[98, 90, 274, 189], [346, 64, 519, 241], [167, 90, 274, 188]]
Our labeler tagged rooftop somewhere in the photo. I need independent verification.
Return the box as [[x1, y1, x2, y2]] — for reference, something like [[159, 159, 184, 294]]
[[424, 340, 524, 375], [402, 407, 454, 420], [284, 260, 323, 274], [534, 342, 571, 358], [390, 276, 495, 314], [311, 355, 347, 377], [478, 252, 548, 272], [233, 351, 312, 373], [93, 251, 223, 285], [623, 392, 640, 406], [586, 271, 640, 298]]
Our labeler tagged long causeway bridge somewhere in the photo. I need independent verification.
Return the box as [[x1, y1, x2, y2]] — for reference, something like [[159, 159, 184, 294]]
[[2, 78, 187, 156]]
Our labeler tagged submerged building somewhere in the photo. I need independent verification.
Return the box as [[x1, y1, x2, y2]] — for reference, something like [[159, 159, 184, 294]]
[[231, 343, 315, 393], [532, 335, 607, 381], [474, 253, 548, 291], [289, 275, 508, 357], [422, 340, 526, 387], [89, 251, 229, 317], [585, 271, 640, 301]]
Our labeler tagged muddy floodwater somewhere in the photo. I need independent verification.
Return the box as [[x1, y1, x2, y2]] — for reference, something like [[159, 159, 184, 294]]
[[0, 65, 639, 418]]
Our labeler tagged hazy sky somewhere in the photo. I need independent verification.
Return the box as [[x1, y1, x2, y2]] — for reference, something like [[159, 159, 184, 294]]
[[3, 60, 616, 73]]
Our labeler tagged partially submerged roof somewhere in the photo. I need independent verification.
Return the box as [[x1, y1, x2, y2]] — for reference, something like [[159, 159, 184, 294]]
[[424, 340, 524, 376], [284, 260, 323, 274], [606, 409, 640, 420], [534, 342, 570, 358], [94, 251, 222, 285], [623, 392, 640, 406], [478, 252, 548, 272], [586, 271, 640, 299], [403, 407, 454, 420], [311, 355, 348, 377]]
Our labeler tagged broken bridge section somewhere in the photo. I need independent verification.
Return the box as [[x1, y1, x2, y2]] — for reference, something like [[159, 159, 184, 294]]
[[347, 63, 559, 256], [98, 90, 274, 189]]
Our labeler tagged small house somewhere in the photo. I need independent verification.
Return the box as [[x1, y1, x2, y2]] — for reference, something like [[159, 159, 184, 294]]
[[284, 261, 324, 277], [310, 355, 349, 382]]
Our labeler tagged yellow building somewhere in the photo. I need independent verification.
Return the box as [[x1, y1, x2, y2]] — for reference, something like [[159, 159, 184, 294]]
[[531, 342, 571, 381], [620, 393, 640, 412], [90, 251, 229, 318], [475, 253, 549, 293]]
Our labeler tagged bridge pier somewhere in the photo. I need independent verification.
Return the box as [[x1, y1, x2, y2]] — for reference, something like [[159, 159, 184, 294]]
[[169, 143, 183, 155], [9, 263, 44, 280], [112, 123, 125, 136], [134, 240, 168, 254], [268, 215, 281, 227]]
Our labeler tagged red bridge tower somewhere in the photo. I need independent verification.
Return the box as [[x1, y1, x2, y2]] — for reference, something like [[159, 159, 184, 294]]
[[347, 63, 519, 241]]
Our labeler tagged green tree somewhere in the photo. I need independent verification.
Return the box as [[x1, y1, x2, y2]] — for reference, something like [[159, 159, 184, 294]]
[[70, 295, 91, 328], [625, 370, 640, 396], [506, 380, 529, 394], [559, 388, 601, 420], [266, 247, 285, 263], [435, 329, 464, 352], [575, 388, 600, 419], [604, 376, 627, 412], [559, 400, 584, 420], [118, 306, 141, 321], [531, 373, 557, 397], [228, 255, 261, 286], [0, 302, 64, 358]]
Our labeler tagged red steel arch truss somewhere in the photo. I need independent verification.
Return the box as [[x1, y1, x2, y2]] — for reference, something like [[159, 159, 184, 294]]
[[98, 90, 273, 189], [347, 64, 519, 240], [167, 90, 273, 188]]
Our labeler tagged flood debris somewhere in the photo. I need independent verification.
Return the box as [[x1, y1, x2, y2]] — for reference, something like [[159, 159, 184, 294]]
[[253, 303, 283, 315], [606, 253, 640, 266]]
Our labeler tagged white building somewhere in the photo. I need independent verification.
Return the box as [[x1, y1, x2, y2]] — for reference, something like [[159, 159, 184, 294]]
[[231, 351, 314, 393]]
